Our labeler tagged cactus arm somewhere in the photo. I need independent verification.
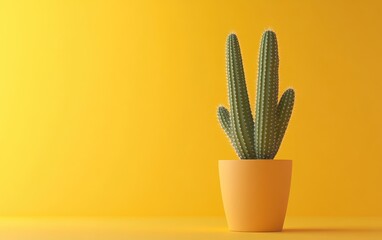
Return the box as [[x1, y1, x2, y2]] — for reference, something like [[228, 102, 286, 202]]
[[254, 30, 279, 159], [217, 105, 231, 137], [226, 34, 256, 159], [217, 105, 245, 157], [271, 88, 295, 158]]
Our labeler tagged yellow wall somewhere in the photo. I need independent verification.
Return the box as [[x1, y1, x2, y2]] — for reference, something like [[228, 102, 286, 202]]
[[0, 0, 381, 216]]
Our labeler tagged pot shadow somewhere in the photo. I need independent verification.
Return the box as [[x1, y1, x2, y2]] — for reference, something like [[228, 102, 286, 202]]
[[283, 227, 382, 234]]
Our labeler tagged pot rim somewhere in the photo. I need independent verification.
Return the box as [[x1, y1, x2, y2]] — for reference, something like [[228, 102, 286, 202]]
[[219, 159, 291, 161]]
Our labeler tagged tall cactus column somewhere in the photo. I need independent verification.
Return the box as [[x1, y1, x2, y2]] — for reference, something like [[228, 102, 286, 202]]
[[254, 31, 295, 159], [218, 34, 256, 159], [254, 31, 279, 159]]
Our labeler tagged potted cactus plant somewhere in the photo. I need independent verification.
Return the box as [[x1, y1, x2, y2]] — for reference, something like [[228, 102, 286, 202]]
[[217, 30, 295, 232]]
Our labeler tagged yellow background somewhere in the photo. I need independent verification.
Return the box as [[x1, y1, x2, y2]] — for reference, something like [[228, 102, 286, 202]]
[[0, 0, 381, 217]]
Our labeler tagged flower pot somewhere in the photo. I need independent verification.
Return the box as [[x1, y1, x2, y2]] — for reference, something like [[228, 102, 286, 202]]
[[219, 160, 292, 232]]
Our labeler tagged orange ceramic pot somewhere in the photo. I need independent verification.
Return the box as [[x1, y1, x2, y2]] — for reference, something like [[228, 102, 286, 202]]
[[219, 160, 292, 232]]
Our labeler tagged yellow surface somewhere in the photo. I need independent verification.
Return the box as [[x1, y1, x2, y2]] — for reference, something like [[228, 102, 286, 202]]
[[0, 217, 381, 240], [0, 0, 382, 217]]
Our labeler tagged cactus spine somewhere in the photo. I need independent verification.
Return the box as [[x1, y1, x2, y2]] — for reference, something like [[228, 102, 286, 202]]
[[217, 30, 295, 159]]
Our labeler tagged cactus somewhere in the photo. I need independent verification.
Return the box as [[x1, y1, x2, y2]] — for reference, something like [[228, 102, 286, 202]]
[[217, 30, 295, 159]]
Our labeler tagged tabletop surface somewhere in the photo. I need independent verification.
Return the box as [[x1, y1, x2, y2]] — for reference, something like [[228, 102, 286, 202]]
[[0, 216, 381, 240]]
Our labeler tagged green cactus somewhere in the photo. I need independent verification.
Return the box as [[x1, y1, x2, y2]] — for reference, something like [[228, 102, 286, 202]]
[[217, 30, 295, 159]]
